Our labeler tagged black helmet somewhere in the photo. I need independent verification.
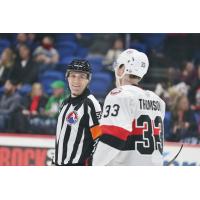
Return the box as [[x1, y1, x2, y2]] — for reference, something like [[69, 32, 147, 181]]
[[67, 59, 92, 74]]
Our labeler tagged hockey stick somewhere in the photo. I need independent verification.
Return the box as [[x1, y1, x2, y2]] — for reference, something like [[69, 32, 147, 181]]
[[166, 144, 184, 166]]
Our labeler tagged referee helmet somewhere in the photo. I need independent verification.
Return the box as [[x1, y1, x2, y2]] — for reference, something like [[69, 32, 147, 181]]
[[66, 59, 92, 80]]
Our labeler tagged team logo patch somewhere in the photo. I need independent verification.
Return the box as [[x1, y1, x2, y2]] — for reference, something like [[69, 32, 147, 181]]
[[110, 88, 122, 95], [66, 111, 78, 125]]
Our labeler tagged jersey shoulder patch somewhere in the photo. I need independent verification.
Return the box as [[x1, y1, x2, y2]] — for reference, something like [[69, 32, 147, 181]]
[[110, 88, 123, 95]]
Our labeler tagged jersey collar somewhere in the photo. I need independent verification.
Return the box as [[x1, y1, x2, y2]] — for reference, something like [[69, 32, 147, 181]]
[[68, 88, 90, 105]]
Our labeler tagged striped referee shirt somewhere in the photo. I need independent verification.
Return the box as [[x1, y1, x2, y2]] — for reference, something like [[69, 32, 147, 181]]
[[54, 88, 102, 166]]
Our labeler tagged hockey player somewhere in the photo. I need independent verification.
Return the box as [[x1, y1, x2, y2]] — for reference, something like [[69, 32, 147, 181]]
[[92, 49, 166, 166]]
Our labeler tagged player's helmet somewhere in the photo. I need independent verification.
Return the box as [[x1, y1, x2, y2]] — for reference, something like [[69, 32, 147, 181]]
[[114, 49, 149, 79], [66, 59, 92, 80]]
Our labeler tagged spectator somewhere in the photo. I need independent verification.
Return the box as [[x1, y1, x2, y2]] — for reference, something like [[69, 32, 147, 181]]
[[191, 88, 200, 111], [13, 83, 48, 133], [167, 95, 198, 143], [180, 61, 197, 85], [0, 79, 21, 131], [10, 44, 39, 86], [33, 36, 59, 71], [0, 48, 15, 86], [15, 33, 27, 49], [155, 67, 182, 111], [44, 80, 66, 118], [188, 65, 200, 111], [40, 80, 68, 134], [103, 38, 124, 68], [14, 33, 38, 52]]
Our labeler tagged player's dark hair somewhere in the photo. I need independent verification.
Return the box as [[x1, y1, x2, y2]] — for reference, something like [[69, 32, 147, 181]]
[[129, 74, 141, 80], [119, 64, 124, 69]]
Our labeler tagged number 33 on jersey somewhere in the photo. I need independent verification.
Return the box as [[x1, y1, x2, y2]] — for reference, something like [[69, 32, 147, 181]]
[[92, 85, 166, 166]]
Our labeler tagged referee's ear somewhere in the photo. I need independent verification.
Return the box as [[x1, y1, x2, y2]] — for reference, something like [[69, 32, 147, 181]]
[[65, 71, 69, 79], [88, 74, 92, 82], [86, 74, 92, 88]]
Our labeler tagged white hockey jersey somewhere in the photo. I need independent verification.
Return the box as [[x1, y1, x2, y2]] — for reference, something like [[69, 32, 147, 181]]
[[92, 85, 166, 166]]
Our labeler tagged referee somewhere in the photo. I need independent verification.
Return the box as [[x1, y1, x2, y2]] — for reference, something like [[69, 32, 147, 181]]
[[53, 59, 102, 166]]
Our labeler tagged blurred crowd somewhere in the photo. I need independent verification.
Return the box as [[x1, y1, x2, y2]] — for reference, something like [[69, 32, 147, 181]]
[[0, 33, 200, 144], [0, 79, 67, 134]]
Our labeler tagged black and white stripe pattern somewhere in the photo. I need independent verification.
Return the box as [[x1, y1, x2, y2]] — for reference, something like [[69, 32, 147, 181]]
[[54, 89, 101, 166]]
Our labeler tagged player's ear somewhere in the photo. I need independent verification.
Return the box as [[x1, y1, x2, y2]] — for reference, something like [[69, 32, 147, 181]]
[[117, 64, 125, 77]]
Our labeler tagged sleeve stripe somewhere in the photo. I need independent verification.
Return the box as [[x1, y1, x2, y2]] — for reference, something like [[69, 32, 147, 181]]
[[101, 119, 161, 141], [90, 125, 102, 140], [100, 135, 127, 150], [101, 125, 130, 141]]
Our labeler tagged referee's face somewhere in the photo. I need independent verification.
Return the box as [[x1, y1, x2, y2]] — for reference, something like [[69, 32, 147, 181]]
[[68, 71, 89, 97]]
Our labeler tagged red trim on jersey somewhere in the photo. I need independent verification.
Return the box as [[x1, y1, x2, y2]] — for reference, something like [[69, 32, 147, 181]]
[[101, 125, 130, 141], [101, 118, 162, 140], [101, 119, 147, 141], [151, 120, 161, 136], [131, 120, 147, 135]]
